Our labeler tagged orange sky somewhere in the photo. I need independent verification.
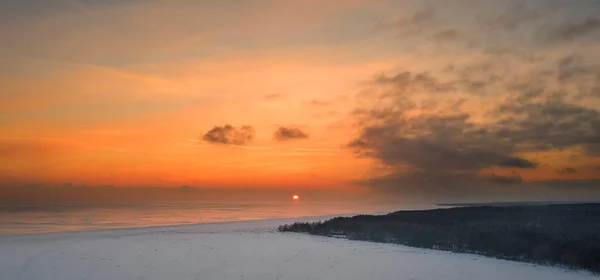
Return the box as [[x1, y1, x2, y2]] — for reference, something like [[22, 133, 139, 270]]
[[1, 0, 600, 199]]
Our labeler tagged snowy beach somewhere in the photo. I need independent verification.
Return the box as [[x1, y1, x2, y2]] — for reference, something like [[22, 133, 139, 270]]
[[0, 216, 596, 280]]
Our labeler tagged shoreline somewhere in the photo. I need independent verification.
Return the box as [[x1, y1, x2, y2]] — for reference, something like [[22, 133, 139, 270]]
[[5, 200, 597, 238], [0, 211, 378, 238]]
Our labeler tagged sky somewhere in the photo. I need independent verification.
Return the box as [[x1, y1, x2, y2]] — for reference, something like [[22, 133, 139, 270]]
[[1, 0, 600, 202]]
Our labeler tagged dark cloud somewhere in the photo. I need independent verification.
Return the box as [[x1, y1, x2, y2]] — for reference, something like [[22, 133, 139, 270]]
[[557, 54, 587, 81], [374, 66, 509, 97], [381, 9, 434, 28], [479, 1, 541, 31], [274, 127, 309, 142], [375, 8, 435, 35], [0, 0, 153, 24], [555, 55, 600, 98], [494, 93, 600, 156], [432, 28, 463, 42], [373, 71, 455, 93], [354, 171, 479, 193], [348, 111, 530, 174], [482, 47, 544, 63], [558, 167, 578, 174], [349, 54, 600, 196], [202, 125, 254, 146], [538, 16, 600, 43], [352, 171, 542, 202], [497, 157, 538, 169]]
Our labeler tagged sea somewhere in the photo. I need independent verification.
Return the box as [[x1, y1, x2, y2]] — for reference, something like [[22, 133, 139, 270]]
[[0, 189, 435, 235]]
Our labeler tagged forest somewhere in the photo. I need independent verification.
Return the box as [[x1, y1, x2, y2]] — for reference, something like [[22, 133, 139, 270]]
[[278, 204, 600, 273]]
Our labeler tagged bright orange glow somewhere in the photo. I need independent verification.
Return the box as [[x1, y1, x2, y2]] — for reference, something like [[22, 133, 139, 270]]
[[292, 194, 300, 200]]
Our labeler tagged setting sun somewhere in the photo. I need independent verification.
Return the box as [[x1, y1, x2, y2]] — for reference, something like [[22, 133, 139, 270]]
[[292, 194, 300, 200]]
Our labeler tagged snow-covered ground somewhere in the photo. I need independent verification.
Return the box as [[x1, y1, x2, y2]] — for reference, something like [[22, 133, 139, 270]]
[[0, 216, 596, 280]]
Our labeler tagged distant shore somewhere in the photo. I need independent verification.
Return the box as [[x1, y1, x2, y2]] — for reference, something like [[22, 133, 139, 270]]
[[438, 200, 599, 207]]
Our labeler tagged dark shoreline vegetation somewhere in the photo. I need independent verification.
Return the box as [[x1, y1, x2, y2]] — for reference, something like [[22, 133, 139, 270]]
[[278, 203, 600, 273]]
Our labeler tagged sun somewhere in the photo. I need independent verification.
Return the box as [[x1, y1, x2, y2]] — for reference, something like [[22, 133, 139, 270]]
[[292, 194, 299, 200]]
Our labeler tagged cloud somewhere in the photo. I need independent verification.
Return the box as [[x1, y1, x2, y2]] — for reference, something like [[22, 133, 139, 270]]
[[348, 53, 600, 195], [372, 71, 455, 93], [265, 93, 285, 99], [375, 8, 435, 35], [479, 1, 541, 31], [353, 170, 600, 202], [308, 99, 330, 106], [372, 66, 510, 97], [555, 54, 600, 92], [496, 157, 538, 169], [557, 54, 587, 82], [352, 171, 531, 202], [538, 16, 600, 43], [274, 127, 309, 142], [354, 171, 478, 191], [482, 46, 544, 63], [494, 93, 600, 156], [202, 125, 255, 146], [348, 111, 520, 173], [558, 167, 578, 174], [431, 28, 463, 42]]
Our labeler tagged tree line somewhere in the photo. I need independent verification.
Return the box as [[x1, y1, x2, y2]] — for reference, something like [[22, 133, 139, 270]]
[[278, 204, 600, 273]]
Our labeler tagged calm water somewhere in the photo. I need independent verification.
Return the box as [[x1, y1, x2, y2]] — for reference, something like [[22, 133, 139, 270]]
[[0, 196, 431, 235]]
